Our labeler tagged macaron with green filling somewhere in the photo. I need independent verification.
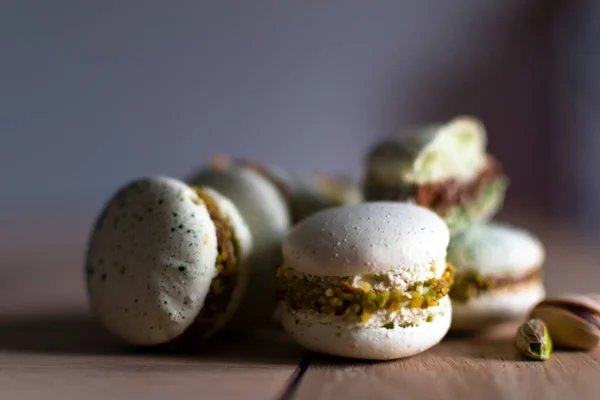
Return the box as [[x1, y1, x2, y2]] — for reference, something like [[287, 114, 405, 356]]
[[85, 176, 252, 346], [277, 202, 454, 360], [189, 160, 291, 329], [363, 116, 507, 234], [447, 221, 546, 331]]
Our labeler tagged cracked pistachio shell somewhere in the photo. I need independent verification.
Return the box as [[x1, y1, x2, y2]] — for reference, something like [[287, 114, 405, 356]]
[[515, 318, 552, 361], [530, 293, 600, 351]]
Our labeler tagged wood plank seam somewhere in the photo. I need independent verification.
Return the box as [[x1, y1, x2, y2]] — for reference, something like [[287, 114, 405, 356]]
[[276, 355, 311, 400]]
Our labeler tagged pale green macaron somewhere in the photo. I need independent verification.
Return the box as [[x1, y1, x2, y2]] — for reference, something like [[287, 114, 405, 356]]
[[85, 176, 252, 346], [363, 116, 507, 234], [447, 221, 546, 331], [189, 161, 291, 329]]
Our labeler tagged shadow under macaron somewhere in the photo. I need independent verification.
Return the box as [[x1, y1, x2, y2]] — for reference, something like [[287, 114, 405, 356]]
[[0, 311, 128, 355], [0, 311, 304, 366]]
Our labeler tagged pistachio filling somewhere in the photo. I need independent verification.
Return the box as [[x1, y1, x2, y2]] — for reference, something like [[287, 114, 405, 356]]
[[276, 265, 454, 322], [192, 188, 240, 325], [364, 157, 502, 216], [450, 268, 541, 303]]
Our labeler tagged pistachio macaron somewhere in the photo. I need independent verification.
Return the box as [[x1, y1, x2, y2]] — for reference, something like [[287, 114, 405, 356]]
[[198, 156, 343, 223], [277, 202, 454, 360], [363, 116, 507, 234], [286, 173, 363, 221], [85, 176, 252, 346], [310, 173, 363, 206], [189, 161, 291, 329], [448, 221, 545, 331]]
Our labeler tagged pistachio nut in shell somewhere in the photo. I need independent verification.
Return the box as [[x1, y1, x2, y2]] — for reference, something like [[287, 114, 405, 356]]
[[515, 318, 552, 361], [530, 293, 600, 351]]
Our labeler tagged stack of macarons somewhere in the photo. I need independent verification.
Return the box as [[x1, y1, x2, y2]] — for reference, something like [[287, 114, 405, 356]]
[[363, 116, 546, 332], [84, 114, 546, 359]]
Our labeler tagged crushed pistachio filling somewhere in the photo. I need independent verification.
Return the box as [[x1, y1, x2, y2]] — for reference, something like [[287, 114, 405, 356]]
[[193, 188, 240, 325], [276, 265, 454, 322], [450, 269, 541, 303]]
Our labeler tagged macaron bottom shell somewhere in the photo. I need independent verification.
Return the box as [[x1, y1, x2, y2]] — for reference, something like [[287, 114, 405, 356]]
[[450, 281, 545, 332], [280, 296, 452, 360]]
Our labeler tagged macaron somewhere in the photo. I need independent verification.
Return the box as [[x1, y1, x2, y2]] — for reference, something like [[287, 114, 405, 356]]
[[280, 174, 360, 223], [310, 173, 363, 206], [276, 202, 454, 360], [200, 156, 343, 223], [189, 161, 291, 329], [363, 116, 507, 234], [447, 221, 546, 331], [85, 176, 252, 346]]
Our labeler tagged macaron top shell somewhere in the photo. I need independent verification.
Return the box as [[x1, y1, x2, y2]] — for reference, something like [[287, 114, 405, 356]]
[[367, 115, 487, 185], [283, 202, 450, 276], [447, 222, 545, 276], [86, 176, 218, 346]]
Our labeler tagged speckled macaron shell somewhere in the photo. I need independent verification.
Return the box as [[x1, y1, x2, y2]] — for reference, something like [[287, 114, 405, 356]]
[[189, 167, 291, 328], [283, 202, 450, 277], [447, 222, 545, 276], [280, 295, 452, 360], [199, 187, 253, 336], [86, 176, 218, 346]]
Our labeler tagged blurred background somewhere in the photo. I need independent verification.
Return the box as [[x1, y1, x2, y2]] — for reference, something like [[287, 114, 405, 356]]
[[1, 0, 597, 236]]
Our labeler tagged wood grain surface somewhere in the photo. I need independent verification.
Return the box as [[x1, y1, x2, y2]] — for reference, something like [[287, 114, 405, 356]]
[[0, 206, 599, 399]]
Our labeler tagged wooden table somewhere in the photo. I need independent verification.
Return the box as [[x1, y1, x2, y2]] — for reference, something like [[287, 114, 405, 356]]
[[1, 206, 599, 400]]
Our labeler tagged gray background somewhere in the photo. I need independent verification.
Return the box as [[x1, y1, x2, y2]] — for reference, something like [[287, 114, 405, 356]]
[[1, 1, 596, 235]]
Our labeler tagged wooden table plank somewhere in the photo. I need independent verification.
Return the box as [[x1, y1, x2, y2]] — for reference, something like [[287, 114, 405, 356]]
[[296, 330, 600, 400], [0, 216, 304, 400], [294, 207, 600, 400]]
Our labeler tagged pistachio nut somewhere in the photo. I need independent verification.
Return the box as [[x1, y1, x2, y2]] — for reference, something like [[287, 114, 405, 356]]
[[530, 293, 600, 350], [515, 318, 552, 361]]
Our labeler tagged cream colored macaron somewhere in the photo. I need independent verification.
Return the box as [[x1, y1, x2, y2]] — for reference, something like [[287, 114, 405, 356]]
[[448, 221, 545, 331], [189, 163, 291, 329], [277, 202, 453, 360], [85, 176, 252, 346]]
